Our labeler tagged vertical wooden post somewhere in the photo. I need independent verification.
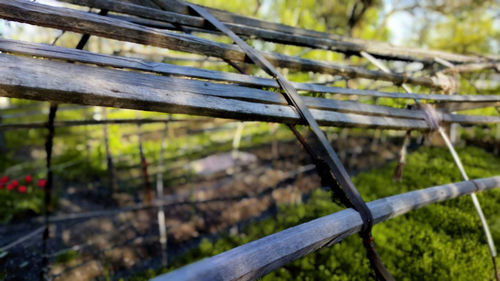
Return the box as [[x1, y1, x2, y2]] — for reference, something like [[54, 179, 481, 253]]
[[369, 97, 380, 151], [41, 102, 58, 281], [0, 112, 5, 153], [101, 107, 116, 193], [495, 124, 500, 155], [0, 97, 8, 153], [338, 128, 349, 162], [393, 131, 411, 181], [270, 123, 279, 159], [232, 122, 245, 159], [137, 111, 153, 205], [495, 107, 500, 155], [156, 122, 168, 266], [84, 109, 93, 189], [449, 123, 459, 144]]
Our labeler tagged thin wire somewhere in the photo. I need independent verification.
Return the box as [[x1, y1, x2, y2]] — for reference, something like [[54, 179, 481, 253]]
[[0, 226, 44, 252]]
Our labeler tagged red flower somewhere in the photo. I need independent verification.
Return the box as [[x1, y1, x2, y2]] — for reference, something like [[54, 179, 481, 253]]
[[0, 176, 8, 184], [25, 175, 33, 183], [10, 180, 19, 187], [6, 184, 14, 191], [0, 184, 4, 189], [38, 179, 47, 188], [18, 186, 27, 193]]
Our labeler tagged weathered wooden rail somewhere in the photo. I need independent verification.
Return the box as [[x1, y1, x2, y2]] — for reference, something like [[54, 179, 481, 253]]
[[0, 118, 177, 130], [58, 0, 495, 64], [0, 53, 431, 130], [1, 52, 500, 130], [2, 39, 499, 105], [0, 0, 470, 89]]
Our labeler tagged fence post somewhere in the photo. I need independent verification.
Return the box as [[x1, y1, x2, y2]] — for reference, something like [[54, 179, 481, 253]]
[[0, 97, 8, 153], [0, 112, 5, 153], [232, 122, 245, 159], [136, 111, 153, 205], [101, 107, 116, 194], [156, 122, 169, 266], [41, 103, 58, 281], [84, 109, 94, 189]]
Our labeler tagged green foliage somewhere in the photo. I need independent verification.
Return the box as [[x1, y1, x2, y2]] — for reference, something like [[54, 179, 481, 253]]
[[268, 0, 382, 37], [54, 249, 80, 265], [428, 13, 497, 54], [132, 146, 500, 280], [398, 0, 500, 54]]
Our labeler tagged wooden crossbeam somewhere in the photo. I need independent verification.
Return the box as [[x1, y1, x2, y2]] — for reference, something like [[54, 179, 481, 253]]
[[0, 118, 179, 130], [0, 53, 435, 130], [2, 38, 500, 108], [116, 0, 493, 64], [58, 0, 500, 66], [434, 102, 500, 112], [0, 0, 450, 89], [2, 39, 500, 125], [1, 43, 500, 126], [3, 39, 496, 104]]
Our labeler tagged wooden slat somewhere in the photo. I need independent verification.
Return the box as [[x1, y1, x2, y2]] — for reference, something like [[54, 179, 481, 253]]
[[152, 176, 500, 281], [440, 114, 500, 125], [140, 0, 491, 65], [59, 0, 499, 68], [121, 0, 160, 8], [0, 0, 448, 89], [441, 62, 500, 74], [0, 53, 433, 130], [2, 105, 85, 119], [0, 118, 178, 130], [3, 39, 500, 125], [56, 0, 420, 62], [434, 101, 500, 112], [4, 39, 500, 105]]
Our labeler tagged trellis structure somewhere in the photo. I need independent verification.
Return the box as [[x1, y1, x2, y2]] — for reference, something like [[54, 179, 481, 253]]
[[1, 0, 500, 280]]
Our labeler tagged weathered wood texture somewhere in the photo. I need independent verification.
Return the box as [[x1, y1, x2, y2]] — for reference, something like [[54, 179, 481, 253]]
[[0, 0, 450, 89], [2, 40, 499, 125], [58, 0, 500, 66], [435, 101, 500, 113], [3, 39, 497, 104], [0, 118, 176, 130], [1, 53, 499, 129], [441, 62, 500, 74], [1, 105, 86, 119], [127, 0, 493, 64], [153, 176, 500, 281], [0, 53, 431, 130]]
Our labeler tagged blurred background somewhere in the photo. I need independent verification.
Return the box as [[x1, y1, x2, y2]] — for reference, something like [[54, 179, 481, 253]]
[[1, 0, 500, 280]]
